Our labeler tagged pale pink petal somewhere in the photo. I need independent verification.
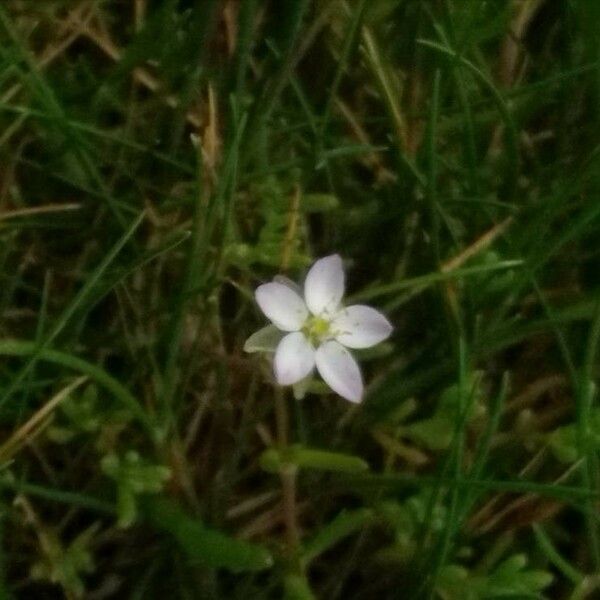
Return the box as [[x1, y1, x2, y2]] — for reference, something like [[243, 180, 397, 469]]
[[274, 332, 315, 385], [332, 305, 393, 349], [315, 340, 363, 403], [304, 254, 345, 316], [255, 282, 308, 331]]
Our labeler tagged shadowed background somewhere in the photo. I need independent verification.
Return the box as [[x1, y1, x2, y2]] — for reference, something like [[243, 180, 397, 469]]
[[1, 1, 600, 598]]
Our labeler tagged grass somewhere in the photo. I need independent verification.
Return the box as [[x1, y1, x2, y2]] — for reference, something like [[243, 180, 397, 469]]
[[0, 0, 600, 598]]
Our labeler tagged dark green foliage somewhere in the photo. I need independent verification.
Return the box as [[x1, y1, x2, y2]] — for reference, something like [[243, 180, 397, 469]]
[[0, 0, 599, 598]]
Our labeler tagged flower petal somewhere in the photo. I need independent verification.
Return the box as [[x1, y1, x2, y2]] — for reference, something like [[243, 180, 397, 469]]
[[332, 305, 393, 349], [315, 340, 363, 403], [304, 254, 345, 316], [274, 274, 302, 296], [244, 324, 285, 353], [255, 282, 308, 331], [274, 332, 315, 385]]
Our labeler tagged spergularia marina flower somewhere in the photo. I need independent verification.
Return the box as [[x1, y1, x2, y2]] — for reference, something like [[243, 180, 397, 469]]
[[245, 255, 393, 403]]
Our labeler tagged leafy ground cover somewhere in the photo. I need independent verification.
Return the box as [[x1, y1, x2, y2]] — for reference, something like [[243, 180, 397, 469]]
[[1, 0, 600, 598]]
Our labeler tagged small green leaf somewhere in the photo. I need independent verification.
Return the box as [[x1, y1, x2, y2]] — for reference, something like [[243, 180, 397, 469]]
[[47, 384, 102, 443], [260, 445, 369, 474], [306, 380, 338, 395], [548, 407, 600, 464], [289, 446, 369, 472], [30, 523, 99, 599], [101, 452, 171, 527], [259, 448, 283, 472], [435, 564, 474, 600], [142, 497, 274, 572], [404, 417, 454, 450], [292, 375, 312, 400], [549, 425, 579, 464], [244, 325, 284, 353], [485, 553, 553, 596], [402, 372, 486, 451], [436, 553, 553, 598], [116, 488, 137, 529]]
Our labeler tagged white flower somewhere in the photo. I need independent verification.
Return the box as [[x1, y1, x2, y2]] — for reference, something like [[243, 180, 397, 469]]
[[245, 255, 393, 403]]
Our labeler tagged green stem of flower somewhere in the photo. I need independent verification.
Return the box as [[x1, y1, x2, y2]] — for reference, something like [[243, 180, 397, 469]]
[[274, 387, 300, 553]]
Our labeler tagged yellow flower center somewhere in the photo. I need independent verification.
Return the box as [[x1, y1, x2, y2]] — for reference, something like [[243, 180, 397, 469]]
[[303, 316, 331, 345]]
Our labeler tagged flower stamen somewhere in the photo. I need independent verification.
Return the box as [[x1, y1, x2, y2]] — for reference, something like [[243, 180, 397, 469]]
[[302, 315, 332, 345]]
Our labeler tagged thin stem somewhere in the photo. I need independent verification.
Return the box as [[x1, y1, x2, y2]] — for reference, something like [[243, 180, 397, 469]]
[[275, 386, 290, 447], [274, 387, 300, 553], [281, 466, 300, 551]]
